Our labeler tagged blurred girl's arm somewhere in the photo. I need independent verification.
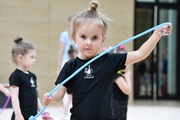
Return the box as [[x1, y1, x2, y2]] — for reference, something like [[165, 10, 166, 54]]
[[115, 70, 131, 95], [57, 41, 65, 75], [37, 97, 43, 111], [10, 86, 24, 119]]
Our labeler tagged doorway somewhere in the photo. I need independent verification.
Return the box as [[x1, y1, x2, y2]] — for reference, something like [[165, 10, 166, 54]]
[[134, 0, 180, 100]]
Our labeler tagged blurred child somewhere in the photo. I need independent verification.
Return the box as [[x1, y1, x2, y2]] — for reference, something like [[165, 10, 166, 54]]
[[57, 14, 77, 74], [112, 46, 131, 120], [9, 36, 52, 120], [43, 1, 172, 120], [68, 45, 78, 59]]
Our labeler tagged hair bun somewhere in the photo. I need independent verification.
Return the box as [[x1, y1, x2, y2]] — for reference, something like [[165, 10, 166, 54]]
[[14, 36, 23, 44], [90, 1, 98, 10]]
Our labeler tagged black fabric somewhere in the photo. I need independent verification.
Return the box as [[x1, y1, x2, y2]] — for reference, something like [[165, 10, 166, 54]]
[[55, 53, 127, 120], [112, 99, 128, 120], [113, 73, 129, 101], [67, 87, 73, 94], [112, 73, 129, 120], [11, 112, 29, 120], [9, 69, 38, 119]]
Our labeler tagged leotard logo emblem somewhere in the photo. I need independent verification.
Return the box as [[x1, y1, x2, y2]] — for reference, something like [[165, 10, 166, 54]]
[[30, 77, 36, 87], [84, 65, 94, 79]]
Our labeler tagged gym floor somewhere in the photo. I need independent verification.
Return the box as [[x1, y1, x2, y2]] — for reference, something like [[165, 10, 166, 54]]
[[0, 100, 180, 120]]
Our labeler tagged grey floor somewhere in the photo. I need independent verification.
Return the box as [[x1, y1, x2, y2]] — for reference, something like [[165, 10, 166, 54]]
[[0, 101, 180, 120]]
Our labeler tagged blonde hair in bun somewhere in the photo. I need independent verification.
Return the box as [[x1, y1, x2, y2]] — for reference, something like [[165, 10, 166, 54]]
[[90, 1, 98, 11], [72, 0, 110, 37], [14, 36, 23, 44], [11, 36, 35, 64]]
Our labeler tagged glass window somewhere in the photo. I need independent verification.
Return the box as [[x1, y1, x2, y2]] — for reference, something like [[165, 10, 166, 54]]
[[134, 8, 153, 98], [137, 0, 155, 2], [159, 0, 177, 3], [158, 9, 177, 97]]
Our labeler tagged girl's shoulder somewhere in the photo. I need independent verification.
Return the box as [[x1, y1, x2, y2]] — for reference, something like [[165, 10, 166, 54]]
[[63, 57, 86, 71], [10, 69, 22, 76], [9, 69, 36, 79]]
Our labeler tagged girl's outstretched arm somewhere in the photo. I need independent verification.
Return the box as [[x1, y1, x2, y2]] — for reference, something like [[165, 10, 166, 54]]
[[125, 24, 172, 66]]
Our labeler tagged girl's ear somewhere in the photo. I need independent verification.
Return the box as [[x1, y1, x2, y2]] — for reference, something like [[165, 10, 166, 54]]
[[17, 54, 23, 61], [102, 36, 106, 43], [72, 34, 76, 44]]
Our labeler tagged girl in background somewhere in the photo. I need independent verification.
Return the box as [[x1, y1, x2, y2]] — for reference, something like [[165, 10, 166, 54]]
[[112, 46, 131, 120], [9, 36, 52, 120]]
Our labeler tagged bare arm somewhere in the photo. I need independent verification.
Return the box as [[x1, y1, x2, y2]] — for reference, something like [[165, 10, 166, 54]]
[[37, 97, 43, 111], [115, 69, 131, 95], [10, 86, 24, 120], [125, 24, 172, 66], [57, 41, 65, 75], [0, 83, 10, 97], [43, 86, 67, 106]]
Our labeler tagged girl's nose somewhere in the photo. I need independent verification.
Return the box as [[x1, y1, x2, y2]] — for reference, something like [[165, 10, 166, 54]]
[[86, 39, 92, 45]]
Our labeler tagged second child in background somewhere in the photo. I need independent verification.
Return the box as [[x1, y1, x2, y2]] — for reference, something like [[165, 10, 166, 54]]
[[57, 14, 77, 74], [9, 36, 52, 120], [112, 46, 131, 120], [68, 45, 78, 59]]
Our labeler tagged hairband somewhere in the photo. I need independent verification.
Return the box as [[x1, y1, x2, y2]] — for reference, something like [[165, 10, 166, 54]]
[[118, 45, 125, 50]]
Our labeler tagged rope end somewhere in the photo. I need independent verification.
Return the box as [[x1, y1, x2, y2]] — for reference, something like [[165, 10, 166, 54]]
[[28, 116, 35, 120]]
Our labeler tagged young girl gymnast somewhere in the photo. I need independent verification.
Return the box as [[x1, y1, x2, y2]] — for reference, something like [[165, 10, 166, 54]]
[[43, 1, 172, 120], [9, 36, 52, 120], [112, 46, 131, 120], [0, 83, 10, 97]]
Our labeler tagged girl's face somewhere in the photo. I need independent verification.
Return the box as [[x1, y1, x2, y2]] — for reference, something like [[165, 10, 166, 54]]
[[73, 22, 106, 60], [17, 49, 36, 71]]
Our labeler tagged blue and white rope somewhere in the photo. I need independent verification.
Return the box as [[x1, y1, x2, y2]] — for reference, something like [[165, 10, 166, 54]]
[[29, 22, 171, 120]]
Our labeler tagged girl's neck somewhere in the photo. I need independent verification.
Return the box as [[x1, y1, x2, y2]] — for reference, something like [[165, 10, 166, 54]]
[[78, 55, 92, 60], [16, 67, 28, 74], [78, 54, 98, 60]]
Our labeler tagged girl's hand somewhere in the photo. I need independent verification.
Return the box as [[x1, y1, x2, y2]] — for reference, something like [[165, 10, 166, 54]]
[[43, 93, 53, 106], [15, 113, 24, 120], [155, 23, 172, 37]]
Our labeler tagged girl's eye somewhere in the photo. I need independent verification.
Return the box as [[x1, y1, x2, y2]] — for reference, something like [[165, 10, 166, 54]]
[[81, 35, 86, 39], [92, 36, 98, 40]]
